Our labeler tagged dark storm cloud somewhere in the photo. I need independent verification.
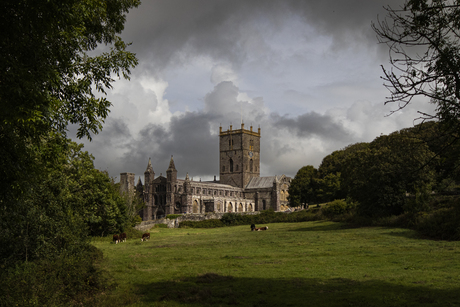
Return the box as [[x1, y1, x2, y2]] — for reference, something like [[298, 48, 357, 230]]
[[271, 112, 351, 142], [123, 0, 405, 74], [119, 112, 222, 181]]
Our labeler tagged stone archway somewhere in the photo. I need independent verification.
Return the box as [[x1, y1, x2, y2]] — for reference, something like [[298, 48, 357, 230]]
[[192, 200, 199, 214], [238, 203, 243, 212], [248, 204, 253, 212], [227, 202, 233, 213]]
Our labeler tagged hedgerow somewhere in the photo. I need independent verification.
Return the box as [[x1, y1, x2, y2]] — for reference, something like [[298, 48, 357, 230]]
[[178, 209, 324, 228]]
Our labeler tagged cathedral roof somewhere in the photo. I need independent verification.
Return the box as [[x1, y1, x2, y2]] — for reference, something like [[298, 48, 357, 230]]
[[245, 176, 277, 189]]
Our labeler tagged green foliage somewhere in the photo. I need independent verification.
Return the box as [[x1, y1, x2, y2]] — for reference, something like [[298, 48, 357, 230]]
[[288, 165, 318, 206], [166, 214, 183, 219], [342, 129, 436, 217], [180, 219, 226, 228], [0, 245, 106, 307], [321, 199, 356, 218], [0, 1, 139, 304], [181, 210, 324, 229]]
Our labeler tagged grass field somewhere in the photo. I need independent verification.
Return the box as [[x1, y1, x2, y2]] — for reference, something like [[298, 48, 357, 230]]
[[91, 221, 460, 307]]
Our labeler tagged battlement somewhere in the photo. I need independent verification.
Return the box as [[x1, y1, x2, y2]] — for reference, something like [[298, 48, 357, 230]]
[[219, 123, 261, 137]]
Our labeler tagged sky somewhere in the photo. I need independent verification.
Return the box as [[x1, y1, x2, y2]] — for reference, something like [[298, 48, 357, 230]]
[[69, 0, 436, 183]]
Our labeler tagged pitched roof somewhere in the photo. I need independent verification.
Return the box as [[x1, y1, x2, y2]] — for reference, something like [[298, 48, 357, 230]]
[[245, 176, 276, 189]]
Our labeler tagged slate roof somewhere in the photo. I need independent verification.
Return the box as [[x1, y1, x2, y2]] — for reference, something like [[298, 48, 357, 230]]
[[245, 176, 276, 189]]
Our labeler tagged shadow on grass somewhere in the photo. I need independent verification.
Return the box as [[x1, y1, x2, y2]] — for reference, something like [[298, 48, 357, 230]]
[[289, 221, 344, 232], [134, 273, 459, 307]]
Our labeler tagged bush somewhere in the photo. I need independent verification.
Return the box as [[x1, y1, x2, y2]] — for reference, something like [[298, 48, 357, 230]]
[[179, 219, 225, 228], [178, 210, 325, 229], [0, 245, 106, 307], [322, 199, 356, 218], [412, 207, 460, 240], [166, 214, 182, 219]]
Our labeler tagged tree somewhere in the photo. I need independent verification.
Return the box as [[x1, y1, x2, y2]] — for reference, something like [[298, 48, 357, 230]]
[[373, 0, 460, 125], [342, 129, 436, 217], [288, 165, 318, 207], [0, 1, 139, 303], [317, 142, 369, 201], [1, 0, 139, 207]]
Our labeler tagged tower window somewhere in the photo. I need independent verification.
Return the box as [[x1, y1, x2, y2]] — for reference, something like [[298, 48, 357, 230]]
[[236, 164, 239, 171], [230, 159, 233, 172], [250, 159, 253, 172], [222, 166, 225, 172]]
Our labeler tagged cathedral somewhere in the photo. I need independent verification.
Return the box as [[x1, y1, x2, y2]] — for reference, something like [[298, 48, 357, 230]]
[[120, 123, 291, 220]]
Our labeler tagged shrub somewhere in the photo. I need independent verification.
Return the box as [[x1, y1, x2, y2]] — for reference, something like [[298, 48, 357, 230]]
[[166, 214, 182, 219], [322, 199, 356, 218], [412, 207, 460, 240], [153, 223, 168, 228], [179, 219, 225, 228], [0, 245, 106, 307]]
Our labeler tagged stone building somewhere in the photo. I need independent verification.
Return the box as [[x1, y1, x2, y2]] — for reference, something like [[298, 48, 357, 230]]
[[120, 124, 291, 220]]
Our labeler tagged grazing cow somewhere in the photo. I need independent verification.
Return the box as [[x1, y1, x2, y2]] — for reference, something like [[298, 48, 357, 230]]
[[141, 233, 150, 241], [113, 234, 119, 244], [119, 232, 127, 242], [255, 226, 268, 231], [250, 224, 256, 231]]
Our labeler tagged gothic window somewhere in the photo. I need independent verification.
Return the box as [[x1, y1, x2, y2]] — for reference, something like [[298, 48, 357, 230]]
[[230, 159, 233, 172], [250, 159, 253, 172], [222, 166, 225, 172], [236, 164, 239, 171]]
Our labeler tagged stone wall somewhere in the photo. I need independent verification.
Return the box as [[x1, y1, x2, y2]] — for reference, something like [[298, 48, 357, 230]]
[[134, 212, 260, 231]]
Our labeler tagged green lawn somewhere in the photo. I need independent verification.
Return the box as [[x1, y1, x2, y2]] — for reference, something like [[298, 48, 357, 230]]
[[91, 221, 460, 306]]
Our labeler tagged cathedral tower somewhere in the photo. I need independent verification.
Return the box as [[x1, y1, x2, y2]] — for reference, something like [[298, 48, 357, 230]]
[[219, 123, 261, 188]]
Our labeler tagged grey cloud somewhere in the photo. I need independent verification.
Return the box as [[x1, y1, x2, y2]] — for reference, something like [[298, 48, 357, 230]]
[[271, 111, 351, 141], [123, 0, 405, 75], [119, 112, 221, 181]]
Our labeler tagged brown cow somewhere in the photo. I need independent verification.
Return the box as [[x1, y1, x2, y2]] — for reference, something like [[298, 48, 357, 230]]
[[113, 234, 119, 244], [255, 226, 268, 231], [119, 232, 127, 242], [141, 233, 150, 241]]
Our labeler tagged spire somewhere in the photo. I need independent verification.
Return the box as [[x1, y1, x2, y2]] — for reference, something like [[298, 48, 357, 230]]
[[145, 157, 154, 173], [137, 176, 143, 186], [185, 172, 190, 181], [167, 155, 176, 171]]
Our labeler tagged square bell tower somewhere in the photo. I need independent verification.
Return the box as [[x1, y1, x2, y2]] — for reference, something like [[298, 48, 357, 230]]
[[219, 123, 261, 188]]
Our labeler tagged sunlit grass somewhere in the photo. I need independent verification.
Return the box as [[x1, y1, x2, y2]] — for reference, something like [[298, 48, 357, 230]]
[[90, 221, 460, 306]]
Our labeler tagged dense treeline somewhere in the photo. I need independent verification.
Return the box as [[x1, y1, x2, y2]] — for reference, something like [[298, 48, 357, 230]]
[[0, 0, 139, 305], [288, 121, 460, 240]]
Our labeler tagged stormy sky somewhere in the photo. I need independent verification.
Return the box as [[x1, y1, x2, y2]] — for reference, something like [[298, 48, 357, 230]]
[[69, 0, 436, 182]]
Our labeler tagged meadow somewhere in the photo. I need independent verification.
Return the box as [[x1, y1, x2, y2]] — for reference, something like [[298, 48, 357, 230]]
[[91, 221, 460, 307]]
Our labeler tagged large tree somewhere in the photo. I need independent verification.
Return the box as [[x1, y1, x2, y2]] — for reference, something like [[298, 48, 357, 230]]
[[288, 165, 318, 207], [373, 0, 460, 124], [0, 1, 139, 303], [342, 129, 436, 217], [1, 0, 139, 207]]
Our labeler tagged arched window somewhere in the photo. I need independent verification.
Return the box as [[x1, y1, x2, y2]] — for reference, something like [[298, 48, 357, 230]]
[[230, 158, 233, 172], [250, 159, 253, 172], [236, 164, 239, 171], [222, 165, 225, 172]]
